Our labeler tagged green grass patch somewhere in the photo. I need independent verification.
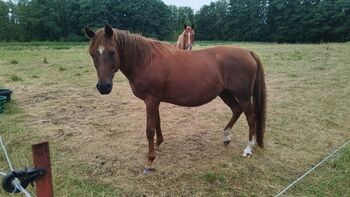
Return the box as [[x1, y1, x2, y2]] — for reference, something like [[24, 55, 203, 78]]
[[10, 59, 18, 64], [204, 172, 227, 185], [11, 74, 23, 82], [0, 100, 121, 196], [0, 41, 349, 196], [59, 66, 66, 71], [287, 144, 350, 196], [0, 41, 86, 51], [1, 101, 21, 115], [43, 57, 49, 64]]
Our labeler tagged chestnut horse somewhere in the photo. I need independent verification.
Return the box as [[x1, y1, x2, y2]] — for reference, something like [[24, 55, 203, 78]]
[[175, 24, 195, 50], [85, 25, 266, 174]]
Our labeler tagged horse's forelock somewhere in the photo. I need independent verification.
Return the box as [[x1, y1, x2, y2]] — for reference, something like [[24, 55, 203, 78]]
[[89, 29, 116, 54]]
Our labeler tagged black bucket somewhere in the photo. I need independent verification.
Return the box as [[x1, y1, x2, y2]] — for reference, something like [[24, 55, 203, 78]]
[[0, 89, 12, 103]]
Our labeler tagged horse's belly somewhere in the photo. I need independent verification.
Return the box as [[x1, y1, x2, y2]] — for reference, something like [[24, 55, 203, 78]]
[[164, 95, 218, 107], [162, 84, 223, 107]]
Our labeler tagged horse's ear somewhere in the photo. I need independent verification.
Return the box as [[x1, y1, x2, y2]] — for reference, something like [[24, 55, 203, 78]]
[[104, 24, 114, 38], [183, 24, 187, 30], [85, 26, 95, 39], [191, 24, 195, 29]]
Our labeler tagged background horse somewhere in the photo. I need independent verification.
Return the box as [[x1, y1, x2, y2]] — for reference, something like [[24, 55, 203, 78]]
[[175, 24, 195, 50], [85, 24, 266, 174]]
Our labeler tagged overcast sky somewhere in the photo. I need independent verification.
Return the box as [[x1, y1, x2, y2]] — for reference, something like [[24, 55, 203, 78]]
[[162, 0, 214, 11]]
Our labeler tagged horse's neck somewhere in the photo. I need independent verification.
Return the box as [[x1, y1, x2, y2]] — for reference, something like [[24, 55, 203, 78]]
[[176, 33, 184, 49], [117, 35, 152, 81], [119, 49, 138, 82]]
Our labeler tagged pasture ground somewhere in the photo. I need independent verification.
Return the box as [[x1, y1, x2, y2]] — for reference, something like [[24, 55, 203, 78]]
[[0, 41, 349, 196]]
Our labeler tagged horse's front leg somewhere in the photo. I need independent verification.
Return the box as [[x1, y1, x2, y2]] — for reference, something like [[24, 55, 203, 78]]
[[143, 97, 160, 174]]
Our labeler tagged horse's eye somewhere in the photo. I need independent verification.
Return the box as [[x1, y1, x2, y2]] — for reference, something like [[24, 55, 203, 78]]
[[110, 51, 115, 55]]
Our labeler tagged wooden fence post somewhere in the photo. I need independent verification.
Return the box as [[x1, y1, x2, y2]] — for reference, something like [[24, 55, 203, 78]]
[[32, 142, 54, 197]]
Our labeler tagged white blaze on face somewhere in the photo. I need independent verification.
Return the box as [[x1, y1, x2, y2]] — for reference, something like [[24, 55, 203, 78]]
[[98, 45, 105, 54], [187, 32, 191, 45]]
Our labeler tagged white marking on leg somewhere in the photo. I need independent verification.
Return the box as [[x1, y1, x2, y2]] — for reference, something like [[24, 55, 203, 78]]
[[223, 129, 231, 142], [98, 45, 105, 54], [243, 137, 256, 157]]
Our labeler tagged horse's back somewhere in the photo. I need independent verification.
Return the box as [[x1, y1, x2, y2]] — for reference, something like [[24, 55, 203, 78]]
[[165, 45, 258, 83], [198, 45, 256, 66], [154, 45, 258, 105], [190, 46, 259, 97]]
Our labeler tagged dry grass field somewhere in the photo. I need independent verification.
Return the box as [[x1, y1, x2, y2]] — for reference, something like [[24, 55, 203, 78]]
[[0, 41, 349, 196]]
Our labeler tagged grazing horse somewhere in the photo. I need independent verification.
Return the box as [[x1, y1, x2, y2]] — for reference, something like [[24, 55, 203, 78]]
[[175, 24, 195, 50], [85, 25, 266, 174]]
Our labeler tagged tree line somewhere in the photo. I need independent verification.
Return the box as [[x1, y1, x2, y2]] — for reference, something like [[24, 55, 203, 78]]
[[196, 0, 350, 42], [0, 0, 349, 43], [0, 0, 193, 41]]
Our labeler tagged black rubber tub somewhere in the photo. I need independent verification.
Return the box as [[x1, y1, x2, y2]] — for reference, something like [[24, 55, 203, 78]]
[[0, 89, 12, 103]]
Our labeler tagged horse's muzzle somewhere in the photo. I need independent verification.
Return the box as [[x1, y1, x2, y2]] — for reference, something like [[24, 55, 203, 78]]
[[96, 83, 112, 95]]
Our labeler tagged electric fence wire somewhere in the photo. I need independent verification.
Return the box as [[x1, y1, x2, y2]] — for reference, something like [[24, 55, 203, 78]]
[[0, 134, 31, 197]]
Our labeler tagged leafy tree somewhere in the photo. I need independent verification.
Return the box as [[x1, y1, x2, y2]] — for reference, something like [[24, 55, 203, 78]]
[[166, 5, 194, 40], [195, 3, 218, 40], [0, 1, 10, 41], [0, 0, 349, 42]]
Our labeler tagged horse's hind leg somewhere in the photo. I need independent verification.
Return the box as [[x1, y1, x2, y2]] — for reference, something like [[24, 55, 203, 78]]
[[239, 99, 256, 157], [155, 109, 163, 148], [219, 90, 243, 146]]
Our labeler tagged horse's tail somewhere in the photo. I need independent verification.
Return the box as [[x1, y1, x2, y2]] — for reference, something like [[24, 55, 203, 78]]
[[250, 51, 266, 147]]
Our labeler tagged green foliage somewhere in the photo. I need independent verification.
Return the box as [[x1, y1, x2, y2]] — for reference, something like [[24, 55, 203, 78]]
[[0, 0, 349, 42], [194, 0, 350, 42], [0, 0, 190, 41], [167, 5, 195, 40]]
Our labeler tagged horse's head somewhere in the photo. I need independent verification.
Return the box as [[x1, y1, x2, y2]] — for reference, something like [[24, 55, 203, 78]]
[[183, 24, 195, 50], [85, 24, 120, 95]]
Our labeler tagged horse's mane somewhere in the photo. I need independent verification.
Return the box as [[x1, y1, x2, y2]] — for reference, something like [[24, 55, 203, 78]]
[[89, 28, 175, 70]]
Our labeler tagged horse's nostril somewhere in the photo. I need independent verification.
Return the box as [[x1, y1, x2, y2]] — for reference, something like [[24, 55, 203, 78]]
[[96, 84, 99, 89], [106, 83, 112, 89]]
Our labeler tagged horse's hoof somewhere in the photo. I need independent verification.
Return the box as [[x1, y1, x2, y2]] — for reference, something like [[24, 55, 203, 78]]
[[242, 152, 252, 157], [223, 140, 231, 146], [156, 141, 163, 146], [155, 143, 162, 150], [242, 149, 252, 157], [143, 168, 155, 175]]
